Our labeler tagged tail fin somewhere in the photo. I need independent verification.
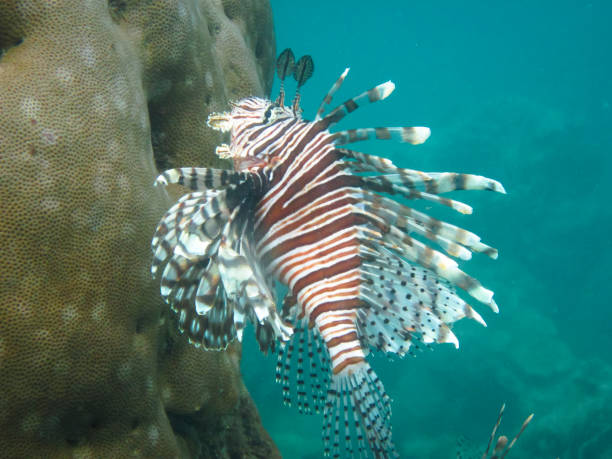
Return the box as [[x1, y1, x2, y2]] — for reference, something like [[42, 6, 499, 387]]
[[324, 363, 397, 458]]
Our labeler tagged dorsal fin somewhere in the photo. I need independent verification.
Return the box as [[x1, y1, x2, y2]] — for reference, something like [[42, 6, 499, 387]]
[[315, 67, 350, 121], [320, 80, 395, 128], [276, 48, 295, 106], [292, 55, 314, 112]]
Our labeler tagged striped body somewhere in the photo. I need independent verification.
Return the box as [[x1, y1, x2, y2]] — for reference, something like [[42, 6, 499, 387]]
[[241, 105, 365, 376], [151, 70, 505, 458], [207, 96, 365, 375]]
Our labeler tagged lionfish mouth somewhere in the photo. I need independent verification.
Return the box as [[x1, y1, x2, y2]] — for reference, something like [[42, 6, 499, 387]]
[[207, 112, 232, 132]]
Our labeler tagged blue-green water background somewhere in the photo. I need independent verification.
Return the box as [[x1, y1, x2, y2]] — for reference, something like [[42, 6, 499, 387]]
[[242, 2, 611, 458]]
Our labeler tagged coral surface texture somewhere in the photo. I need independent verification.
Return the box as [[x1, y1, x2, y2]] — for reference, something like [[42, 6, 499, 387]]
[[0, 0, 278, 457]]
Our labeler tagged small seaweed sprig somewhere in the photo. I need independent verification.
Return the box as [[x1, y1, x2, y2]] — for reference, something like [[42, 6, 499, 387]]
[[481, 403, 534, 459]]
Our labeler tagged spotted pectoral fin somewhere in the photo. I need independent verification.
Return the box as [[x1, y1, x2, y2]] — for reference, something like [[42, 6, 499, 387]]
[[354, 243, 490, 358], [152, 181, 249, 349], [153, 172, 282, 350], [196, 288, 238, 350]]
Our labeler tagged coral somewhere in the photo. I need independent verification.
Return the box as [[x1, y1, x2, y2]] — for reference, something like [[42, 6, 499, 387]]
[[0, 0, 278, 457]]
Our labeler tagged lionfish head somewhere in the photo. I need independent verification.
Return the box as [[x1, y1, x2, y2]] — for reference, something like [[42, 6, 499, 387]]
[[208, 97, 295, 135], [207, 49, 314, 171], [207, 98, 297, 170]]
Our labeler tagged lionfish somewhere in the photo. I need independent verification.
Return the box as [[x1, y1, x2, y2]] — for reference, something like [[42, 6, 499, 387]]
[[151, 49, 505, 458]]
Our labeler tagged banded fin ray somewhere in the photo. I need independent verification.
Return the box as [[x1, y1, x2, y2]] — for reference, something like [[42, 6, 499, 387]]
[[333, 126, 431, 146], [360, 199, 475, 261], [151, 189, 229, 275], [315, 67, 350, 121], [340, 148, 506, 195], [164, 257, 236, 349], [276, 324, 331, 414], [357, 190, 499, 259], [153, 172, 292, 350], [360, 175, 476, 214], [154, 166, 248, 191], [321, 80, 396, 128], [218, 206, 293, 351]]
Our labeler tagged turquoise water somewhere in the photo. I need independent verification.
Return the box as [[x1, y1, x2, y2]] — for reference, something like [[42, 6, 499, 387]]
[[242, 2, 611, 458]]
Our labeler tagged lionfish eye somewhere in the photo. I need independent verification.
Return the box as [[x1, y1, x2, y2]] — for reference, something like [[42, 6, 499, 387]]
[[263, 105, 273, 123]]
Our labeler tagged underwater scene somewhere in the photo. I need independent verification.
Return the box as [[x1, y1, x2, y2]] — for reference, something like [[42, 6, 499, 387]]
[[0, 0, 608, 458], [241, 1, 611, 458]]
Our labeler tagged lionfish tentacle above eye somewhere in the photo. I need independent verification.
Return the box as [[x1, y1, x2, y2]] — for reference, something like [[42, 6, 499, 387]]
[[292, 54, 314, 112], [151, 48, 505, 458]]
